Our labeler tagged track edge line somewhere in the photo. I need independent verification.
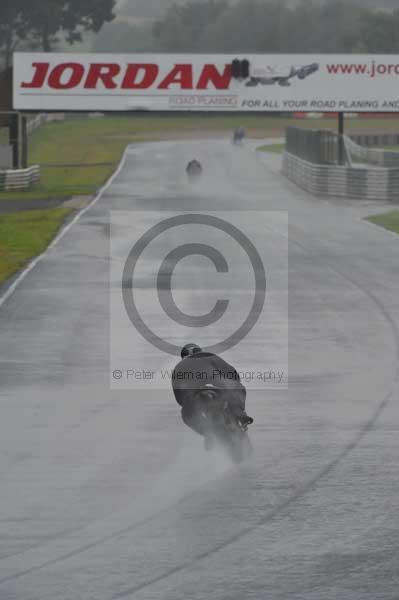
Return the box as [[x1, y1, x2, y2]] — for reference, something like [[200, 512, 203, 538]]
[[0, 144, 131, 310]]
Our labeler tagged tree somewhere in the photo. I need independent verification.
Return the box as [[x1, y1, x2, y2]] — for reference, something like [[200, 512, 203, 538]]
[[359, 9, 399, 53], [314, 0, 364, 52], [153, 4, 191, 51], [153, 1, 229, 52], [0, 1, 32, 67], [0, 0, 116, 62], [28, 0, 116, 51], [283, 0, 321, 52], [85, 0, 399, 57], [92, 21, 160, 53], [202, 0, 293, 52], [118, 0, 177, 20]]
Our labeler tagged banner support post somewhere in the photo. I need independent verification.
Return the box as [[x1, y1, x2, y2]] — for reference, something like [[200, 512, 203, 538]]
[[9, 113, 20, 169], [338, 112, 345, 166]]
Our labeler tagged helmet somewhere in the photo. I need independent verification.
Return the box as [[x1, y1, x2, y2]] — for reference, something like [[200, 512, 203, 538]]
[[181, 343, 202, 359]]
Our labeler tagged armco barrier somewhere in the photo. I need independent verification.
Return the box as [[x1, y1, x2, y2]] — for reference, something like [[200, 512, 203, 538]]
[[348, 133, 399, 168], [282, 152, 399, 201], [0, 165, 40, 191], [286, 126, 338, 164], [350, 133, 399, 148]]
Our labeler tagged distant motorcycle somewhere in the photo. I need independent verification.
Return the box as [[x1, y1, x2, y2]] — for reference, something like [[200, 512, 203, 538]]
[[232, 127, 245, 145], [186, 159, 203, 180], [195, 384, 253, 463]]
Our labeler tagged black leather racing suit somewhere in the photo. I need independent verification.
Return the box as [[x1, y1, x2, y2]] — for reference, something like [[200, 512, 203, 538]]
[[172, 352, 246, 436]]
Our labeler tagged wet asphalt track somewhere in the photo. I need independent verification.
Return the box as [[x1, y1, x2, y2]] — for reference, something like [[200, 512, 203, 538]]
[[1, 139, 399, 599]]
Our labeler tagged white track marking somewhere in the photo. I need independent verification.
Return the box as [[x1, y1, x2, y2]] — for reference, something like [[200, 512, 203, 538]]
[[0, 145, 131, 310]]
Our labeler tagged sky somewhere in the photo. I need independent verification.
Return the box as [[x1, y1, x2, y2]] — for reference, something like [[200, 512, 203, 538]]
[[115, 0, 397, 22]]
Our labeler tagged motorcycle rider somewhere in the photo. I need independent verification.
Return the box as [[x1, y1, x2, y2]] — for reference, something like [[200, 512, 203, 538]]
[[232, 127, 245, 144], [186, 158, 202, 176], [172, 343, 253, 448]]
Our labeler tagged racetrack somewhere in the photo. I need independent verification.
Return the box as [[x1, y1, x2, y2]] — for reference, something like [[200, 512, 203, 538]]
[[1, 139, 399, 599]]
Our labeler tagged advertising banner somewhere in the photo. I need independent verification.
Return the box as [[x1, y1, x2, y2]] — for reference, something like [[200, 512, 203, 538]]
[[13, 52, 399, 112]]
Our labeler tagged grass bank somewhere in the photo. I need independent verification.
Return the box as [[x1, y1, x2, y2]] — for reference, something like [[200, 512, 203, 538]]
[[0, 207, 73, 286], [257, 143, 285, 153], [366, 210, 399, 235]]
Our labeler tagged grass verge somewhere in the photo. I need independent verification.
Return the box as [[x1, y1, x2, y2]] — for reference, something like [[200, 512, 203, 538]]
[[0, 207, 73, 286], [257, 143, 285, 153], [366, 210, 399, 235]]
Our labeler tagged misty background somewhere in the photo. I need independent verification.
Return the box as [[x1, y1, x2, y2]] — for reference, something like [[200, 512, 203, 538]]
[[1, 0, 399, 68], [115, 0, 399, 20]]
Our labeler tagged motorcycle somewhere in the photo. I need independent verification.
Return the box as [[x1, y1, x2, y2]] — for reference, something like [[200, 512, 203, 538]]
[[186, 159, 203, 180], [195, 384, 253, 463], [232, 128, 245, 145]]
